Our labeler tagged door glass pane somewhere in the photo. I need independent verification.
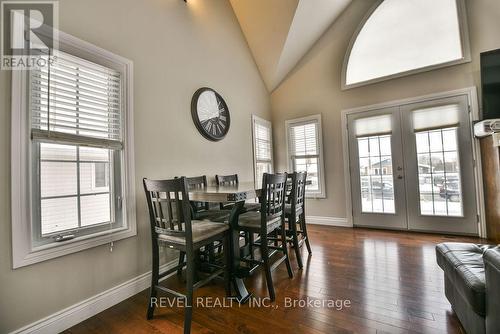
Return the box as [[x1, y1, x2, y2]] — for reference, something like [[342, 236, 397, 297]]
[[415, 128, 463, 216], [358, 135, 395, 214]]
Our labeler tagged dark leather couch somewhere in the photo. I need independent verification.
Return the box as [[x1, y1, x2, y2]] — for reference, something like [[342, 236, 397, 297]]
[[436, 243, 500, 334]]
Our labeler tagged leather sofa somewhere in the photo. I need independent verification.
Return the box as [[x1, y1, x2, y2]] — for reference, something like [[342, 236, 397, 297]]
[[436, 243, 500, 334]]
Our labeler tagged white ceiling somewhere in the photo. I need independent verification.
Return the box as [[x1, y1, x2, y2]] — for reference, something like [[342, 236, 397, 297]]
[[230, 0, 352, 92]]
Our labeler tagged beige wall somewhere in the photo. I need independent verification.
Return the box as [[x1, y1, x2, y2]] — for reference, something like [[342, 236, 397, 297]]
[[0, 0, 269, 332], [271, 0, 500, 219]]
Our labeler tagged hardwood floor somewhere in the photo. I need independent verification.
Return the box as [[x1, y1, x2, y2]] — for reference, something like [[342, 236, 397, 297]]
[[64, 226, 483, 334]]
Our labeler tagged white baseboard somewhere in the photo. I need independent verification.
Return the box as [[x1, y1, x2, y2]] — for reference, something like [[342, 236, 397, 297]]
[[10, 260, 178, 334], [306, 216, 352, 227]]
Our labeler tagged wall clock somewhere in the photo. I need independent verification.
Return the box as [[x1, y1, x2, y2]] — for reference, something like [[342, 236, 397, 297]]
[[191, 87, 230, 141]]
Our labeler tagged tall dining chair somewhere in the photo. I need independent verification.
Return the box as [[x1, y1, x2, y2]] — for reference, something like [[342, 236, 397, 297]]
[[143, 177, 231, 334], [235, 173, 293, 301], [185, 175, 231, 222], [215, 174, 260, 259], [215, 174, 260, 212], [284, 172, 311, 269]]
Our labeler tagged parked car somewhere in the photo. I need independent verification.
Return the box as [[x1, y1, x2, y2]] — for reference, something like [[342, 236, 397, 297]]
[[361, 181, 394, 199], [439, 180, 461, 202]]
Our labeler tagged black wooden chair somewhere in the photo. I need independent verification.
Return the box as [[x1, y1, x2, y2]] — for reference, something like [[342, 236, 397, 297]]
[[143, 177, 231, 334], [215, 174, 260, 260], [185, 175, 231, 222], [284, 172, 311, 269], [235, 173, 293, 301], [215, 174, 260, 212]]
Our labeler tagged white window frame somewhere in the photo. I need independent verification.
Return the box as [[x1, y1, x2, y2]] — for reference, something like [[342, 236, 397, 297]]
[[11, 30, 136, 269], [285, 114, 326, 199], [341, 0, 471, 90], [251, 115, 274, 187]]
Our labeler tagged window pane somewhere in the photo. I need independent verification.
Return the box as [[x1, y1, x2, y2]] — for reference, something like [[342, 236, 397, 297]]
[[41, 197, 78, 235], [346, 0, 463, 85], [40, 143, 76, 161], [357, 135, 395, 214], [80, 147, 110, 162], [429, 131, 443, 153], [415, 132, 429, 154], [80, 162, 110, 194], [81, 194, 111, 226], [256, 162, 272, 188], [294, 157, 319, 191], [40, 161, 78, 197], [358, 138, 369, 158], [415, 128, 463, 216]]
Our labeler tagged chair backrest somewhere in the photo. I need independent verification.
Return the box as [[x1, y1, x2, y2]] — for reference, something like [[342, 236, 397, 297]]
[[289, 172, 307, 214], [143, 177, 193, 245], [215, 174, 239, 186], [185, 175, 210, 212], [260, 173, 288, 229]]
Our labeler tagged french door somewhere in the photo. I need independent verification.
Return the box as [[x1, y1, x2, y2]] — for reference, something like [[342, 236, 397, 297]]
[[347, 95, 478, 235]]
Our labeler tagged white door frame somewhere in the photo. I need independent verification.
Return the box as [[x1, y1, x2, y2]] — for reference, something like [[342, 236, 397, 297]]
[[341, 87, 486, 237]]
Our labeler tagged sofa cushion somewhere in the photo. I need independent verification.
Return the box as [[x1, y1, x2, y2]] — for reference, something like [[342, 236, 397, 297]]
[[436, 243, 495, 317]]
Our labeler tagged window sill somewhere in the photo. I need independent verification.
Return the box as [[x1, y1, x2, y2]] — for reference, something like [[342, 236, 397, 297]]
[[13, 226, 136, 269]]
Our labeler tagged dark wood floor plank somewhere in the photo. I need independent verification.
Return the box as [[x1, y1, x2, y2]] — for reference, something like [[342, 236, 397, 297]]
[[64, 226, 482, 334]]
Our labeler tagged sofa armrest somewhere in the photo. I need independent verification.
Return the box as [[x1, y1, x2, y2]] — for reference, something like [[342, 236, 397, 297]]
[[484, 246, 500, 334]]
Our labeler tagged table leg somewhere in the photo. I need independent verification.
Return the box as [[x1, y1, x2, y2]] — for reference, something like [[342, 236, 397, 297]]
[[228, 201, 252, 303]]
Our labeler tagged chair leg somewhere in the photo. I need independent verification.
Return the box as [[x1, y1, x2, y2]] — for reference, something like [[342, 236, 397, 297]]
[[223, 234, 232, 297], [248, 232, 254, 260], [208, 243, 216, 263], [184, 251, 195, 334], [300, 213, 312, 254], [291, 217, 303, 269], [177, 251, 185, 276], [279, 224, 294, 278], [147, 241, 159, 320], [261, 236, 275, 301]]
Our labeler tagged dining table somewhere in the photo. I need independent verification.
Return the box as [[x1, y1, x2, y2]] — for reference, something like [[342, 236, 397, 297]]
[[188, 182, 261, 303]]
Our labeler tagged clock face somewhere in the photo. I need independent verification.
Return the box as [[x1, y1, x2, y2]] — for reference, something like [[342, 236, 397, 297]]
[[191, 88, 230, 141]]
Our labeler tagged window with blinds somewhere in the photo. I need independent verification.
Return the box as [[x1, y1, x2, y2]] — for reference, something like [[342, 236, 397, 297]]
[[252, 115, 273, 187], [30, 50, 124, 243], [286, 115, 325, 197]]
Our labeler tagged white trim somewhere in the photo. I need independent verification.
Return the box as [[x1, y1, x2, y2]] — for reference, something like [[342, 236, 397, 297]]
[[341, 0, 471, 90], [341, 87, 486, 237], [285, 114, 327, 199], [11, 30, 136, 268], [306, 216, 352, 227], [9, 260, 177, 334]]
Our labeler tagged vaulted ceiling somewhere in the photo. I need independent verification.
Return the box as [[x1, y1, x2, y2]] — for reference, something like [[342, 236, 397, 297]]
[[230, 0, 352, 92]]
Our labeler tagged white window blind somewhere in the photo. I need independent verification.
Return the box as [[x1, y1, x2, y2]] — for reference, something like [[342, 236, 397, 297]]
[[252, 116, 273, 187], [355, 114, 392, 137], [413, 104, 460, 132], [286, 115, 325, 197], [31, 50, 122, 149], [290, 123, 318, 157]]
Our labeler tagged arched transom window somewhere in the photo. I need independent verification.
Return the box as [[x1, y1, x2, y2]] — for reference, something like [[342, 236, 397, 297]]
[[343, 0, 470, 88]]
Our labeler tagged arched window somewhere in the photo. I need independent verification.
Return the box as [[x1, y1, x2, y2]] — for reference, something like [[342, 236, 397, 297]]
[[343, 0, 470, 89]]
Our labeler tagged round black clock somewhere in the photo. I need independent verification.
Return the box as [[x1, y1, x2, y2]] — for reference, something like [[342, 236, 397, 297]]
[[191, 87, 230, 141]]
